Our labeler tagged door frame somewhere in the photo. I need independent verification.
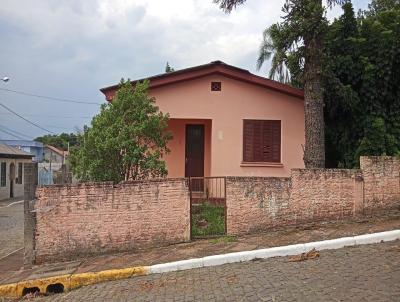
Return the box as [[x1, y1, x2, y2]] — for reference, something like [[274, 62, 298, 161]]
[[184, 124, 205, 178]]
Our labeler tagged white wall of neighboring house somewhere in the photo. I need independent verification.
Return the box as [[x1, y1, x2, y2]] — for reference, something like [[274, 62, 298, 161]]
[[43, 149, 64, 164], [0, 157, 32, 201]]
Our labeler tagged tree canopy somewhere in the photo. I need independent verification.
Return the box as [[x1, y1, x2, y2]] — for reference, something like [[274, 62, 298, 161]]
[[70, 80, 172, 182], [257, 0, 400, 168], [215, 0, 348, 168], [165, 62, 175, 73], [35, 133, 78, 150]]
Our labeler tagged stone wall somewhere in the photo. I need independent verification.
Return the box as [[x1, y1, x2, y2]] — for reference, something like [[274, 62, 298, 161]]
[[33, 179, 190, 263]]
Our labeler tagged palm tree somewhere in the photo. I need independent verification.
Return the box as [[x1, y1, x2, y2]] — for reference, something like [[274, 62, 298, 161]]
[[256, 24, 291, 84], [214, 0, 345, 168]]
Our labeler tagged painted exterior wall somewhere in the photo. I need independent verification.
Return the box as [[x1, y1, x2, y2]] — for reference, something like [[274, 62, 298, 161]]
[[152, 75, 305, 177], [0, 157, 32, 200], [44, 148, 64, 163]]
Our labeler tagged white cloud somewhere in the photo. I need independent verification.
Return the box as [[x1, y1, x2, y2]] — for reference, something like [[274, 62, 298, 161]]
[[0, 0, 369, 138]]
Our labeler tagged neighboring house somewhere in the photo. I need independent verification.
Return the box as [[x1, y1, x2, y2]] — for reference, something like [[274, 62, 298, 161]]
[[39, 145, 70, 186], [0, 144, 33, 200], [0, 140, 44, 162], [100, 61, 305, 178], [43, 145, 68, 165]]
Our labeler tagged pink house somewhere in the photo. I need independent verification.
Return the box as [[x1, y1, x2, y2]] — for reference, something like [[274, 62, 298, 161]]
[[100, 61, 305, 178]]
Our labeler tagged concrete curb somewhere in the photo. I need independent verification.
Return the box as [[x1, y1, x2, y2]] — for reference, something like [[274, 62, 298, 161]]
[[1, 230, 399, 298]]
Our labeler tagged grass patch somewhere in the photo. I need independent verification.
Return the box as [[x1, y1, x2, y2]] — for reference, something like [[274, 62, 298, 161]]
[[191, 203, 225, 237], [210, 236, 237, 244]]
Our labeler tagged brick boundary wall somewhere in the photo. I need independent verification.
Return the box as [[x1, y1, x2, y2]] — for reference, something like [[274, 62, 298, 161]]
[[227, 156, 399, 236], [360, 156, 400, 213], [25, 156, 399, 263], [32, 179, 190, 264], [23, 163, 38, 268]]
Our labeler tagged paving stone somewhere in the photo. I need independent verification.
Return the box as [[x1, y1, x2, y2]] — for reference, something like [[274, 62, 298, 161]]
[[0, 199, 23, 259], [34, 241, 400, 302]]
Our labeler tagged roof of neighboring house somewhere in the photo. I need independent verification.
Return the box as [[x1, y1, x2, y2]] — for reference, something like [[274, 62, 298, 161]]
[[0, 140, 44, 148], [100, 60, 304, 101], [0, 144, 34, 159], [44, 145, 69, 156]]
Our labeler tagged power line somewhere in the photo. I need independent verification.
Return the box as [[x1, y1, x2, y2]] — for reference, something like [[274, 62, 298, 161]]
[[0, 102, 55, 134], [0, 124, 32, 139], [0, 87, 102, 105], [0, 128, 25, 140], [0, 112, 91, 119], [44, 125, 74, 131]]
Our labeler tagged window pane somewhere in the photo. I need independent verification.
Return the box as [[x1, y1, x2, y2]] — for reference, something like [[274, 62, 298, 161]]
[[0, 162, 6, 187], [18, 163, 23, 184]]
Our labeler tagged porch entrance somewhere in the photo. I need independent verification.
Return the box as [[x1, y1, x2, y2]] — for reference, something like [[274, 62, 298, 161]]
[[189, 177, 226, 238]]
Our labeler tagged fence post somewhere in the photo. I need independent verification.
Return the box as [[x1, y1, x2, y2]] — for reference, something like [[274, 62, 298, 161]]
[[23, 162, 38, 267]]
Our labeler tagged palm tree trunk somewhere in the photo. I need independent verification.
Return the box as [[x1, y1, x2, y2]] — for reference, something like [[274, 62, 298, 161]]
[[303, 34, 325, 168]]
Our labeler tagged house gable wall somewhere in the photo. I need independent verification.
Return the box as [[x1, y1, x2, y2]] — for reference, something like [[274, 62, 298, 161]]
[[151, 75, 305, 177]]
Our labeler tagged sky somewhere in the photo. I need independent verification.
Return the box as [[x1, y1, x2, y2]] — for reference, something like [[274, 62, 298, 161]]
[[0, 0, 370, 141]]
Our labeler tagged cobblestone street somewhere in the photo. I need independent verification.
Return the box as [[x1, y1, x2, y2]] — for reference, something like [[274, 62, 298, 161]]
[[0, 199, 23, 259], [36, 241, 400, 302]]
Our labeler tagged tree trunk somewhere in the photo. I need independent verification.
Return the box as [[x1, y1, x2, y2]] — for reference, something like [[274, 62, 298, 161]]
[[303, 34, 325, 168]]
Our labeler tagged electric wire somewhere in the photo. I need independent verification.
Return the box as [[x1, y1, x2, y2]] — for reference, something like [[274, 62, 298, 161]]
[[0, 102, 55, 134], [0, 87, 102, 105], [0, 123, 32, 139]]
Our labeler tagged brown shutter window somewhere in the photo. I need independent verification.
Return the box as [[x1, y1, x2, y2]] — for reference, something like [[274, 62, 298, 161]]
[[243, 120, 281, 163]]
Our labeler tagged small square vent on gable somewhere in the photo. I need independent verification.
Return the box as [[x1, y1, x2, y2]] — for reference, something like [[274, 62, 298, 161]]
[[211, 81, 221, 91]]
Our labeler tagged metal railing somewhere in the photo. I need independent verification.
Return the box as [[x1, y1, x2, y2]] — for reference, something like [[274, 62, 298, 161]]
[[189, 177, 226, 238], [189, 176, 226, 205]]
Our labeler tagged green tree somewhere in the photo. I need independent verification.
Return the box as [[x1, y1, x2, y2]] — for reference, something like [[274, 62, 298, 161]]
[[70, 80, 172, 182], [256, 23, 304, 88], [254, 1, 400, 167], [256, 24, 291, 83], [366, 0, 400, 16], [165, 62, 175, 73], [355, 117, 399, 158], [35, 133, 78, 150], [214, 0, 345, 168]]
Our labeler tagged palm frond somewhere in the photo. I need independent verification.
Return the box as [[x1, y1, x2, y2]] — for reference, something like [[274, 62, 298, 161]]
[[213, 0, 247, 13]]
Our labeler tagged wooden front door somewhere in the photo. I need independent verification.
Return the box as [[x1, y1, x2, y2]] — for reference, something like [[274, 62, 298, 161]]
[[185, 125, 205, 181]]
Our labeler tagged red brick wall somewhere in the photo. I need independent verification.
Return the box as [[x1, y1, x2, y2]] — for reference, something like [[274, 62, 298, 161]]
[[227, 156, 399, 236], [290, 169, 364, 223], [226, 177, 292, 234], [30, 156, 399, 263], [226, 170, 363, 235], [34, 179, 190, 263], [361, 156, 400, 213]]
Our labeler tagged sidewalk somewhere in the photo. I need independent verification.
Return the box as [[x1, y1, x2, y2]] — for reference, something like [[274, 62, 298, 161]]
[[1, 210, 399, 286]]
